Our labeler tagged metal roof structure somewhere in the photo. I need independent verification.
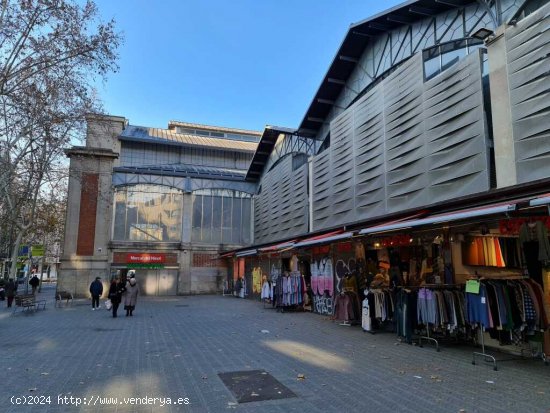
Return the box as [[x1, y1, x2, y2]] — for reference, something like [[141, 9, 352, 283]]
[[114, 163, 248, 180], [119, 125, 258, 153], [167, 120, 262, 137], [245, 126, 298, 181], [298, 0, 473, 137]]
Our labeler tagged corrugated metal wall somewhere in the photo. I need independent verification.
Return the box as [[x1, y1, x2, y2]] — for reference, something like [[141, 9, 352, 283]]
[[507, 2, 550, 183], [312, 51, 491, 231], [254, 155, 309, 244]]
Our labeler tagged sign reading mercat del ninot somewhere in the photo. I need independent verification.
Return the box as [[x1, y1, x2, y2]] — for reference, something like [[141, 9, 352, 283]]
[[126, 253, 166, 263]]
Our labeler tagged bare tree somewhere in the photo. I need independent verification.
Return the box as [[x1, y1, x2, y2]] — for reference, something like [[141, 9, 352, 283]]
[[0, 0, 122, 279]]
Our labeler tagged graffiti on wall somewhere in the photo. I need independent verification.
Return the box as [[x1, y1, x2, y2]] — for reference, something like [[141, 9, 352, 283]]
[[334, 258, 356, 294], [310, 257, 334, 315], [313, 294, 334, 315]]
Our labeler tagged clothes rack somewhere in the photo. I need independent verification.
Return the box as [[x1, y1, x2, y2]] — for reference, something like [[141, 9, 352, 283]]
[[405, 284, 463, 352], [467, 277, 548, 369], [472, 326, 498, 370]]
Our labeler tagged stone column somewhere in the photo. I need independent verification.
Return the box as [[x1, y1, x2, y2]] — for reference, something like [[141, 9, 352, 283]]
[[58, 115, 126, 297]]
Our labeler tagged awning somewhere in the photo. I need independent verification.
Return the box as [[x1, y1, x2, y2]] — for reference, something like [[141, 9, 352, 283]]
[[235, 249, 257, 257], [359, 203, 517, 235], [258, 240, 296, 252], [293, 231, 353, 248], [530, 194, 550, 207]]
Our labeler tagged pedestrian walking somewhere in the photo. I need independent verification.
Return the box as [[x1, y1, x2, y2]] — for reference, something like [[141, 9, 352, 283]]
[[108, 277, 126, 318], [5, 278, 17, 308], [89, 277, 103, 310], [123, 277, 139, 316], [29, 273, 40, 295]]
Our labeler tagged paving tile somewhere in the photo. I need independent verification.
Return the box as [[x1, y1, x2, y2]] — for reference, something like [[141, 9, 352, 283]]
[[2, 285, 550, 412]]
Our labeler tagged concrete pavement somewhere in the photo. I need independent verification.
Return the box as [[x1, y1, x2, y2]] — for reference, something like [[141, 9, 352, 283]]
[[2, 285, 550, 412]]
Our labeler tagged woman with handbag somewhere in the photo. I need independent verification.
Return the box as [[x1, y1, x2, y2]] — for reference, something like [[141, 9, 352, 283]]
[[123, 276, 139, 316], [108, 277, 126, 318]]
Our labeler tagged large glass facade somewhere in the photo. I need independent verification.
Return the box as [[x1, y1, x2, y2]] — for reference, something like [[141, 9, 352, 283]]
[[113, 185, 183, 242], [192, 189, 252, 245], [423, 38, 484, 81]]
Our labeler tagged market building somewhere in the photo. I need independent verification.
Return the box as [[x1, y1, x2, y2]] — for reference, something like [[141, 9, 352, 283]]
[[58, 119, 260, 296], [224, 0, 550, 367]]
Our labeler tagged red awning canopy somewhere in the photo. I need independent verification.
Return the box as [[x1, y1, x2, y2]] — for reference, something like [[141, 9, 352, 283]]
[[359, 202, 517, 235], [293, 230, 352, 248], [258, 240, 297, 252]]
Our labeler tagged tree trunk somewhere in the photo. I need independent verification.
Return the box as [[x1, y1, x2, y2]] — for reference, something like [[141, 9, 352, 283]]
[[9, 230, 24, 281]]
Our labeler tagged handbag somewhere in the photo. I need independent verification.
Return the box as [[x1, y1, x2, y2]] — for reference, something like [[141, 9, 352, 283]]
[[105, 299, 112, 310]]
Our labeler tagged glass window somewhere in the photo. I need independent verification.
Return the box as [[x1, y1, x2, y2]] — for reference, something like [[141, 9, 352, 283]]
[[113, 192, 127, 240], [222, 196, 232, 243], [192, 195, 203, 241], [202, 195, 213, 243], [441, 47, 467, 72], [112, 185, 183, 242], [232, 197, 242, 244], [191, 189, 252, 244], [241, 198, 252, 245], [212, 196, 222, 243], [423, 38, 485, 81], [424, 56, 441, 81], [178, 128, 195, 134]]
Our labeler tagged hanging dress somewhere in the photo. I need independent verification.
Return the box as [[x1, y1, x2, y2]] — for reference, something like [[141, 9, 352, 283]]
[[311, 261, 319, 296]]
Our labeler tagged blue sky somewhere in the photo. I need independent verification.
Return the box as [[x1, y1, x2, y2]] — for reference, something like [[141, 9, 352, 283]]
[[94, 0, 404, 132]]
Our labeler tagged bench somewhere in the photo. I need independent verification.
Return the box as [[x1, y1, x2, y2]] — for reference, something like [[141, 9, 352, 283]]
[[55, 290, 73, 307], [12, 294, 46, 314]]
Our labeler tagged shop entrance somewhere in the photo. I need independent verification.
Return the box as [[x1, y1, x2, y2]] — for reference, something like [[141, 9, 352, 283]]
[[115, 268, 178, 296], [139, 269, 178, 295]]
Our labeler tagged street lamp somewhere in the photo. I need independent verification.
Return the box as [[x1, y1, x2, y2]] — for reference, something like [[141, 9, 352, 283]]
[[471, 28, 495, 42]]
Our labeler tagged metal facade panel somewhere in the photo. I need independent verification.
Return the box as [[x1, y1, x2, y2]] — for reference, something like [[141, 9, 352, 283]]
[[310, 51, 490, 232], [329, 110, 355, 226], [253, 155, 309, 244], [506, 2, 550, 183], [384, 55, 427, 213], [353, 86, 387, 221], [312, 151, 332, 231], [424, 51, 490, 203]]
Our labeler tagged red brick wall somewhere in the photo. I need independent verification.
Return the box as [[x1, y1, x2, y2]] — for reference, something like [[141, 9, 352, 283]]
[[193, 253, 227, 268], [76, 173, 99, 256]]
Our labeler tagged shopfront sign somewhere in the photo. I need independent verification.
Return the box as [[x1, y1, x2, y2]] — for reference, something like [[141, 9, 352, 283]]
[[336, 242, 352, 253], [312, 245, 330, 255], [126, 253, 165, 264], [127, 263, 164, 269]]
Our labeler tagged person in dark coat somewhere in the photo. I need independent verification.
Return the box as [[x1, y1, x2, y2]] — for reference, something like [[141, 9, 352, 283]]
[[108, 277, 126, 318], [89, 277, 103, 310], [5, 278, 17, 308], [29, 274, 40, 295]]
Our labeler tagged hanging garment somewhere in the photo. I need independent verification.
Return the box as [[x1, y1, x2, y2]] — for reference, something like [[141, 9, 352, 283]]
[[520, 221, 550, 262], [417, 288, 436, 325], [362, 297, 372, 332], [311, 261, 319, 296], [261, 281, 271, 299], [494, 238, 506, 267], [318, 259, 327, 295], [355, 242, 366, 261], [334, 293, 352, 322], [466, 284, 490, 327]]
